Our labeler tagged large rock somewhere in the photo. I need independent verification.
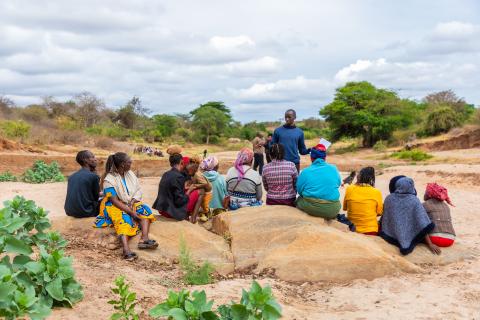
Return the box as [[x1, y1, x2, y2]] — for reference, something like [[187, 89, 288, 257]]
[[211, 206, 474, 282], [52, 216, 234, 275]]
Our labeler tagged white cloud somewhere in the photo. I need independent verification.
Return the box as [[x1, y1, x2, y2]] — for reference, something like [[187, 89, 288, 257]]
[[432, 21, 480, 40]]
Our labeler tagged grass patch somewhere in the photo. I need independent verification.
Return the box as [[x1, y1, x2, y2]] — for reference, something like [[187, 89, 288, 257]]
[[0, 171, 17, 182], [333, 143, 359, 154], [390, 149, 433, 161], [179, 237, 214, 285]]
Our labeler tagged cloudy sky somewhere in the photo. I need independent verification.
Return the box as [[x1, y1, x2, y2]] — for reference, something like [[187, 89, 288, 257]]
[[1, 0, 479, 122]]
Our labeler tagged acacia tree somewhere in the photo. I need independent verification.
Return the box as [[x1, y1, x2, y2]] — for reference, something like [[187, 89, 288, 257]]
[[320, 81, 416, 147], [191, 106, 229, 144], [423, 90, 474, 129], [74, 92, 105, 127]]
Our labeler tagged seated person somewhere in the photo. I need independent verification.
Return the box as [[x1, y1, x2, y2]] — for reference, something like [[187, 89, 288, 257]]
[[94, 152, 157, 261], [296, 144, 341, 219], [64, 150, 100, 218], [380, 176, 440, 255], [343, 167, 383, 235], [226, 148, 263, 209], [423, 182, 456, 247], [185, 159, 212, 222], [152, 154, 204, 223], [262, 143, 298, 207], [200, 156, 228, 216]]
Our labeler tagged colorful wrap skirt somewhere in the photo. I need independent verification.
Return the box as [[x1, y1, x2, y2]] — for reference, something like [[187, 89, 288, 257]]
[[295, 196, 341, 219], [94, 188, 155, 236]]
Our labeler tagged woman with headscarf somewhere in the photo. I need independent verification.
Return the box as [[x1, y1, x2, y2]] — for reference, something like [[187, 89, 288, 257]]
[[296, 144, 341, 219], [225, 148, 263, 210], [95, 152, 157, 261], [343, 167, 383, 235], [380, 176, 441, 255], [200, 156, 228, 215], [423, 182, 456, 247]]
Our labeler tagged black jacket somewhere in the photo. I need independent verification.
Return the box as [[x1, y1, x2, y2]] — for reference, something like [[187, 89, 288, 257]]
[[64, 168, 100, 218], [153, 168, 189, 220]]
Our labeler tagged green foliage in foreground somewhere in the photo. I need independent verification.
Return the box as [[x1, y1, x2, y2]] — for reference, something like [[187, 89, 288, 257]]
[[148, 280, 282, 320], [23, 160, 65, 183], [0, 171, 17, 182], [179, 238, 214, 285], [0, 196, 83, 319], [109, 276, 139, 320], [391, 149, 433, 161]]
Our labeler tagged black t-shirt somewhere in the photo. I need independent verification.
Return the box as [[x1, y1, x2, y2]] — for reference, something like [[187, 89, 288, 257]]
[[64, 168, 100, 218]]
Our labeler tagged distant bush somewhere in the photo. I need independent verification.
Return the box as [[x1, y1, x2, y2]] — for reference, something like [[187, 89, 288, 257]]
[[373, 140, 388, 152], [23, 160, 65, 183], [55, 116, 79, 130], [20, 104, 49, 122], [473, 108, 480, 125], [391, 149, 433, 161], [0, 171, 17, 182], [56, 130, 84, 145], [0, 120, 31, 139], [95, 137, 114, 149], [303, 130, 317, 140], [424, 106, 460, 135]]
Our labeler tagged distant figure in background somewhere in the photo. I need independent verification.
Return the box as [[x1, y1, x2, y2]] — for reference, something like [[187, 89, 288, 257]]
[[262, 143, 298, 207], [203, 149, 208, 159], [423, 183, 456, 247], [64, 150, 100, 218], [265, 133, 273, 163], [272, 109, 310, 172], [252, 132, 265, 175], [343, 167, 383, 235]]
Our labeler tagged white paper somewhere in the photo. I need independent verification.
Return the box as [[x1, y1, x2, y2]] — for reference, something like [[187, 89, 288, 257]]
[[319, 138, 332, 149]]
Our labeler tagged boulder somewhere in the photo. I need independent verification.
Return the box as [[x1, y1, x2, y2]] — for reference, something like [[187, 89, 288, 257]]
[[51, 216, 234, 275], [212, 206, 426, 282]]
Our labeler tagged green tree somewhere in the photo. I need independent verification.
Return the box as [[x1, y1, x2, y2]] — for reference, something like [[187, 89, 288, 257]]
[[424, 90, 474, 122], [320, 81, 416, 147], [115, 96, 149, 129], [192, 106, 229, 144], [151, 114, 178, 138], [424, 106, 460, 135], [190, 101, 232, 122]]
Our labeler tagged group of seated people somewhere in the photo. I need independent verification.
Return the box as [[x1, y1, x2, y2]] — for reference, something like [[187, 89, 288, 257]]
[[64, 143, 455, 261]]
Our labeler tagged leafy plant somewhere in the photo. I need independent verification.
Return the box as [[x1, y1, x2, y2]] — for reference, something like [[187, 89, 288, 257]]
[[391, 149, 433, 161], [179, 238, 214, 285], [109, 276, 140, 320], [0, 196, 83, 320], [149, 289, 218, 320], [373, 140, 388, 152], [22, 160, 65, 184], [149, 281, 282, 320], [0, 171, 17, 182], [0, 120, 31, 139]]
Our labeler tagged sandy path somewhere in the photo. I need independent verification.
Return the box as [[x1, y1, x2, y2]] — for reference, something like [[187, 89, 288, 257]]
[[1, 164, 480, 319]]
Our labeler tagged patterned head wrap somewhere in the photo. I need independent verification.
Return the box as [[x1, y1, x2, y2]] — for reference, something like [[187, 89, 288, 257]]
[[425, 182, 454, 206], [200, 156, 219, 171], [234, 148, 254, 180], [310, 144, 327, 161]]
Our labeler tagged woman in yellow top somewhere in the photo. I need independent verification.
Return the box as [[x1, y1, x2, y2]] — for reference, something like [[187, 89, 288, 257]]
[[343, 167, 383, 235]]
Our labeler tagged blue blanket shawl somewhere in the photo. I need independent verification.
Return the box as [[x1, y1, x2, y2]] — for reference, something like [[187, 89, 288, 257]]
[[380, 177, 434, 255]]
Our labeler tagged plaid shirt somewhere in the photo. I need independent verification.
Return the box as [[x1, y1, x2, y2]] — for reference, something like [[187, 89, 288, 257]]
[[262, 159, 297, 200]]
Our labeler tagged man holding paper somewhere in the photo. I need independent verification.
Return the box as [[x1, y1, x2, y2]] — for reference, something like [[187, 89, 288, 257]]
[[272, 109, 310, 172]]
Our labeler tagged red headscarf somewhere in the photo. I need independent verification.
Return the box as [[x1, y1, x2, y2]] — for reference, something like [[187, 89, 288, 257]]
[[425, 182, 454, 206], [182, 156, 190, 166]]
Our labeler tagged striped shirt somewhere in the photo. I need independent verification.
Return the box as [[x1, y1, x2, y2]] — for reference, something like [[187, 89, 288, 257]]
[[262, 159, 298, 200]]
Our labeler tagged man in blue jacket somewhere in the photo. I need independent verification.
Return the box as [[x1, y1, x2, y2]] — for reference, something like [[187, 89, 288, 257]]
[[272, 109, 310, 172]]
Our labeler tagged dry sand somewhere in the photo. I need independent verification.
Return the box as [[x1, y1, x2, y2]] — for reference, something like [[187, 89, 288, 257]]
[[1, 164, 480, 319]]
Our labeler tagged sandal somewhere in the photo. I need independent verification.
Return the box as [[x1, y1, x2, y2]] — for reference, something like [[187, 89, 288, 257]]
[[124, 252, 138, 261], [138, 239, 159, 249]]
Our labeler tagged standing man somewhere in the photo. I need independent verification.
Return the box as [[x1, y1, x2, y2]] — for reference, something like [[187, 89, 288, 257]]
[[251, 132, 265, 175], [272, 109, 310, 172], [265, 133, 273, 163], [64, 150, 100, 218]]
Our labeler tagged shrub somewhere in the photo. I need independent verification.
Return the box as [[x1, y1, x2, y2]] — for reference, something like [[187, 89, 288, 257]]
[[149, 280, 282, 320], [391, 149, 433, 161], [108, 276, 139, 320], [424, 106, 460, 135], [0, 196, 83, 319], [373, 140, 388, 152], [55, 116, 79, 130], [0, 171, 17, 182], [333, 143, 358, 155], [0, 120, 31, 139], [23, 160, 65, 183], [179, 238, 214, 285]]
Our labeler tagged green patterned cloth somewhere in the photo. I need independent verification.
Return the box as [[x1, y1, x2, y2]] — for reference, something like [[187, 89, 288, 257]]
[[296, 196, 341, 219]]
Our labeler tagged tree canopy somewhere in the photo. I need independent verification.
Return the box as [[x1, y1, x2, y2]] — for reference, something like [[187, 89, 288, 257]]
[[320, 81, 417, 147]]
